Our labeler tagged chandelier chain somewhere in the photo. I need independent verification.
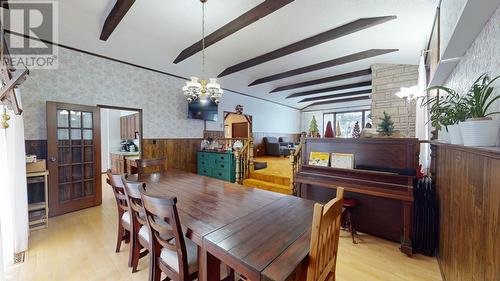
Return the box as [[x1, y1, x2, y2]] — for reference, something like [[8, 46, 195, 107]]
[[201, 1, 205, 74]]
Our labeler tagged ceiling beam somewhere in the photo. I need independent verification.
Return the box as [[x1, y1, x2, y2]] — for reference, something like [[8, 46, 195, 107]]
[[271, 68, 371, 93], [298, 89, 371, 103], [100, 0, 135, 41], [286, 81, 371, 98], [218, 16, 396, 77], [249, 49, 397, 86], [0, 1, 9, 9], [173, 0, 294, 64], [305, 95, 371, 108]]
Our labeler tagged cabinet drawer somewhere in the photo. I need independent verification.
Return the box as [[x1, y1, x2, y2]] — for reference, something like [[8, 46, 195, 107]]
[[213, 153, 231, 163], [197, 166, 212, 177], [213, 161, 230, 170], [212, 168, 230, 181], [198, 158, 211, 167], [198, 152, 212, 161]]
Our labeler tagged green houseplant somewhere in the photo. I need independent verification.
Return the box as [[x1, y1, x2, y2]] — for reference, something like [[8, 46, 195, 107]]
[[423, 87, 469, 144], [425, 73, 500, 146]]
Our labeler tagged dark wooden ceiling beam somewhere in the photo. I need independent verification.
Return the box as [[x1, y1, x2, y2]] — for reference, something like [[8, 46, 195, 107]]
[[0, 0, 9, 9], [305, 95, 371, 108], [249, 49, 397, 86], [298, 89, 371, 103], [218, 16, 396, 77], [173, 0, 294, 64], [271, 68, 371, 93], [286, 81, 371, 98], [100, 0, 135, 41]]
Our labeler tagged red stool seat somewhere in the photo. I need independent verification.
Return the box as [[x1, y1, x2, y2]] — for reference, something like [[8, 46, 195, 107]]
[[342, 198, 358, 208]]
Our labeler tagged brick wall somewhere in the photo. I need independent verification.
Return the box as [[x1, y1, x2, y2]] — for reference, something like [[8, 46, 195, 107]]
[[371, 64, 419, 137]]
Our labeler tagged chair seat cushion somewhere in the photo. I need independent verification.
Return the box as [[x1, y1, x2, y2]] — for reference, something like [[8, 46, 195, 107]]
[[160, 238, 198, 274], [121, 211, 131, 228], [342, 198, 358, 208]]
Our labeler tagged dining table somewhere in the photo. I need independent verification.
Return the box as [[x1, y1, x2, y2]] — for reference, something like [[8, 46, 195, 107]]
[[130, 169, 315, 281]]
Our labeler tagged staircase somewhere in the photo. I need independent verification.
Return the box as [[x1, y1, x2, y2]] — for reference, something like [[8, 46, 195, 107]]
[[242, 171, 293, 195]]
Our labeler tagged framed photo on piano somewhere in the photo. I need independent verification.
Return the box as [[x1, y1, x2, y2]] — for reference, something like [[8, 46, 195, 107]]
[[308, 152, 330, 167], [330, 153, 354, 169]]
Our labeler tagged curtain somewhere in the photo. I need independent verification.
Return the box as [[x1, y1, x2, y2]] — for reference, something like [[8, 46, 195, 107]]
[[0, 89, 29, 273], [415, 55, 430, 173]]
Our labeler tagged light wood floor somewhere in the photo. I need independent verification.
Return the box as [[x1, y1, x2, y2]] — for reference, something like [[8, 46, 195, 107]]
[[6, 176, 442, 281]]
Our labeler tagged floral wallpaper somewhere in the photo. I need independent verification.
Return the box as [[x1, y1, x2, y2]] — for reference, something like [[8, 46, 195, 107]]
[[444, 4, 500, 114], [21, 46, 205, 140]]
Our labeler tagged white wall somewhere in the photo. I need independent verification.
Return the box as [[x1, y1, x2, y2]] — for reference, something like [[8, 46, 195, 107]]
[[100, 108, 131, 172], [17, 35, 301, 140]]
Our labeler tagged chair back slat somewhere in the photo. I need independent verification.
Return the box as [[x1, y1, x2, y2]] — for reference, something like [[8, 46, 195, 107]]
[[135, 158, 166, 175], [140, 189, 190, 279], [106, 170, 128, 213], [122, 178, 148, 229], [307, 187, 344, 281]]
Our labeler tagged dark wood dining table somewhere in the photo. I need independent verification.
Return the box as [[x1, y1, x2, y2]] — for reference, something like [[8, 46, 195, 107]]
[[130, 169, 315, 281]]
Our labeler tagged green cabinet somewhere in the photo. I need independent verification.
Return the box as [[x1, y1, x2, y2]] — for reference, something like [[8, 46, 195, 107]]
[[197, 151, 235, 182]]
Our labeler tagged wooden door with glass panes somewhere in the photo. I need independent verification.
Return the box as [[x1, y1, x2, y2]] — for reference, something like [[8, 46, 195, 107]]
[[46, 102, 101, 217]]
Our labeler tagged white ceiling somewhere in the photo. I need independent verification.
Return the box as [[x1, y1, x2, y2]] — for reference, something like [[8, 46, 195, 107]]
[[10, 0, 438, 110]]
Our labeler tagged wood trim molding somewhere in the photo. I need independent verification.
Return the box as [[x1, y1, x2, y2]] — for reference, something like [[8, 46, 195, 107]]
[[100, 0, 135, 41], [249, 49, 397, 86], [218, 16, 396, 77], [287, 81, 371, 99], [271, 69, 372, 93], [173, 0, 294, 64], [298, 89, 372, 103]]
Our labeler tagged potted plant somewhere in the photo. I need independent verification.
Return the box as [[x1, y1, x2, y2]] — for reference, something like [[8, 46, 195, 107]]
[[460, 74, 500, 146], [426, 73, 500, 146], [423, 87, 469, 144]]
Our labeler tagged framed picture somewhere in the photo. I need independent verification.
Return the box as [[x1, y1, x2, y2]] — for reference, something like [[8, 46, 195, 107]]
[[308, 152, 330, 167], [330, 153, 354, 169]]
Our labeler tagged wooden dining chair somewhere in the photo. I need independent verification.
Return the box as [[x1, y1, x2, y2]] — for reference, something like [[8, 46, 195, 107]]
[[306, 187, 344, 281], [106, 170, 132, 266], [121, 177, 152, 274], [140, 189, 199, 281], [135, 158, 166, 175]]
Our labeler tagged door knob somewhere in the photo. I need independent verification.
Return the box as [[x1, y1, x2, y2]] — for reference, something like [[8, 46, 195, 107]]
[[49, 157, 56, 162]]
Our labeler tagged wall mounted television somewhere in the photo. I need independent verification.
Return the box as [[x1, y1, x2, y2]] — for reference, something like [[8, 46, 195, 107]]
[[187, 99, 218, 122]]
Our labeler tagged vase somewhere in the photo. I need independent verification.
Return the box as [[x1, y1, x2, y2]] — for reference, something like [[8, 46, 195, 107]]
[[448, 124, 464, 145], [460, 118, 500, 147]]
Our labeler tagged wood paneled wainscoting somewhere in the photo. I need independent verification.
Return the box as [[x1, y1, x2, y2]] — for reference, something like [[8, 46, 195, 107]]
[[142, 138, 202, 173], [431, 142, 500, 281]]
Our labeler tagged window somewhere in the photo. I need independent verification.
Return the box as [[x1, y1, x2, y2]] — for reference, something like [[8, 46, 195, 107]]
[[322, 110, 370, 138]]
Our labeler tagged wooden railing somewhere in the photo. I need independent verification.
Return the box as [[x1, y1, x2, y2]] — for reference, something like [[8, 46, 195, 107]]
[[290, 133, 307, 195], [209, 137, 253, 184]]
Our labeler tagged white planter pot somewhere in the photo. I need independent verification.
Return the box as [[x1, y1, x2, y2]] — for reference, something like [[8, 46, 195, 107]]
[[448, 124, 464, 145], [438, 128, 451, 143], [460, 118, 500, 147]]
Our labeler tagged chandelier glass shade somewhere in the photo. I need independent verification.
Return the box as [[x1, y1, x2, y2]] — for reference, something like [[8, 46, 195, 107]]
[[183, 0, 222, 104]]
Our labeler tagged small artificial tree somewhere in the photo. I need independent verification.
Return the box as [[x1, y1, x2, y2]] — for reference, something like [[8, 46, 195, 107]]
[[335, 120, 342, 137], [309, 115, 319, 137], [352, 121, 361, 138], [324, 121, 334, 138], [377, 111, 395, 136]]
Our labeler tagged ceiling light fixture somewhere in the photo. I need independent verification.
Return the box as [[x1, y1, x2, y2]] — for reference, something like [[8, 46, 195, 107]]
[[182, 0, 222, 104]]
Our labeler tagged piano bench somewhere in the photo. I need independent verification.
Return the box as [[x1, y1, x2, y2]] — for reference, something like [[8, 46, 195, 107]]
[[342, 198, 358, 244]]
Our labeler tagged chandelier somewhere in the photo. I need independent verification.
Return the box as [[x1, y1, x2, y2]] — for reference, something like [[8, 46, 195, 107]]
[[182, 0, 223, 104]]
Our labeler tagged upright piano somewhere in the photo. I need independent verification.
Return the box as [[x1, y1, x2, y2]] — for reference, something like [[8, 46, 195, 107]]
[[294, 138, 419, 255]]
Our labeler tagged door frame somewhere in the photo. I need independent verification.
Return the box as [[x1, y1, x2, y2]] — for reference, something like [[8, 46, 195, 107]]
[[47, 101, 102, 217], [97, 104, 144, 157], [223, 111, 253, 138]]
